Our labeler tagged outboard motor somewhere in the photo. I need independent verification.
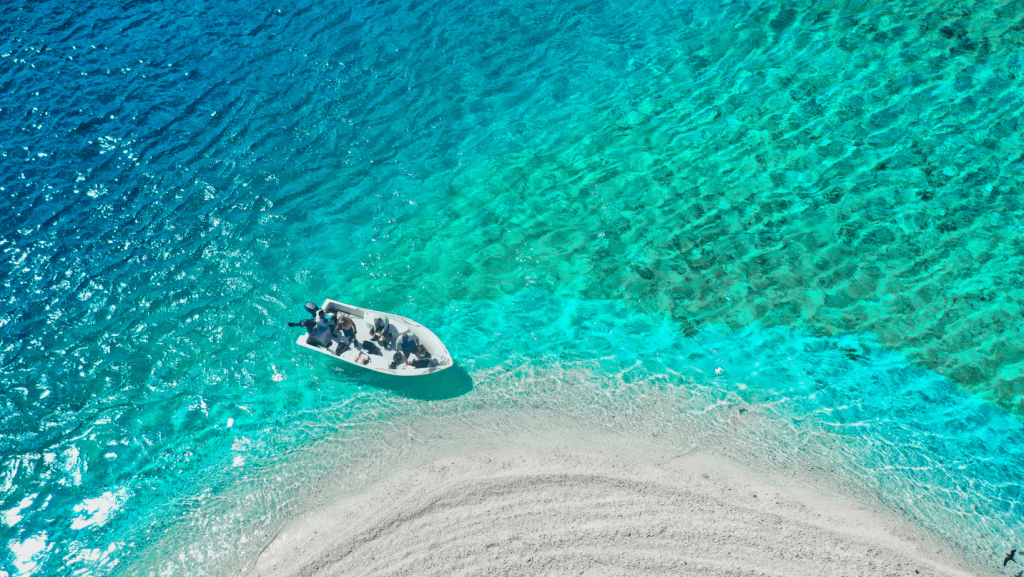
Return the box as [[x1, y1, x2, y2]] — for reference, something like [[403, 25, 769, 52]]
[[303, 301, 319, 317]]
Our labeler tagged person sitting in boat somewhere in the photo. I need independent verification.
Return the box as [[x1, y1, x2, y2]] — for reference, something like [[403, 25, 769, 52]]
[[396, 333, 420, 362], [369, 316, 398, 350], [333, 313, 358, 343], [310, 310, 334, 348], [331, 312, 359, 355]]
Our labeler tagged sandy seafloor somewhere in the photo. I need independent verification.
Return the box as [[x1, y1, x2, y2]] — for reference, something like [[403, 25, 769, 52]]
[[3, 0, 1024, 575]]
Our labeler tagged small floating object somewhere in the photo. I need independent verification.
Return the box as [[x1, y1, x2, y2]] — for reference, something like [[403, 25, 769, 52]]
[[294, 299, 453, 376]]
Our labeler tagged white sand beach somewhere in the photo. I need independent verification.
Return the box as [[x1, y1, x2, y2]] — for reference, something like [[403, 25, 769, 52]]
[[253, 449, 985, 577]]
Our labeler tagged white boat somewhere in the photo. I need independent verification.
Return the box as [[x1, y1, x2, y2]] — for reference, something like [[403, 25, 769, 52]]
[[294, 299, 454, 376]]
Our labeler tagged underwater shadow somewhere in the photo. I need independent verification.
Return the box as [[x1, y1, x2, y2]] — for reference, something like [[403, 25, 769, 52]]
[[335, 362, 474, 401]]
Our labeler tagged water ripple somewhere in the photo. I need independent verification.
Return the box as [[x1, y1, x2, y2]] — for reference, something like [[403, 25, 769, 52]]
[[2, 0, 1024, 574]]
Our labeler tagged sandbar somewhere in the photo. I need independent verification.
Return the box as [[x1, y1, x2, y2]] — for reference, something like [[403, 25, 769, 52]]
[[253, 449, 984, 577]]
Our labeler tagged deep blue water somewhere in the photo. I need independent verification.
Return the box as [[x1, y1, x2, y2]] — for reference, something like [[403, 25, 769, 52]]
[[2, 0, 1024, 574]]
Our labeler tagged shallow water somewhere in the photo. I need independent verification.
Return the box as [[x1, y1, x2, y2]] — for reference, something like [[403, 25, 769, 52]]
[[1, 0, 1023, 574]]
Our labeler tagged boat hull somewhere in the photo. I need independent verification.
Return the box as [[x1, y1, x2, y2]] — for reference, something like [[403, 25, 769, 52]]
[[294, 299, 454, 376]]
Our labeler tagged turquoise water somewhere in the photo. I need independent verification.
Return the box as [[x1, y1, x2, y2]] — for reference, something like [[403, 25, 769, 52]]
[[2, 0, 1024, 574]]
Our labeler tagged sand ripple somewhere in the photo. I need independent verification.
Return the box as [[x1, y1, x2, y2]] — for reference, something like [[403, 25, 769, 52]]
[[255, 451, 981, 577]]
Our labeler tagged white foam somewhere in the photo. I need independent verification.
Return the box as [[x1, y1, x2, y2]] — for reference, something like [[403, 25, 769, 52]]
[[70, 489, 129, 530]]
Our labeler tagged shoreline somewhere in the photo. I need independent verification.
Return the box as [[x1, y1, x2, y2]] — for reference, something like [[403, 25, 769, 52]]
[[252, 445, 988, 577]]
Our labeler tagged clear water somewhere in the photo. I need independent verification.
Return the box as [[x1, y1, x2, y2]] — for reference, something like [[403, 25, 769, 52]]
[[2, 0, 1023, 574]]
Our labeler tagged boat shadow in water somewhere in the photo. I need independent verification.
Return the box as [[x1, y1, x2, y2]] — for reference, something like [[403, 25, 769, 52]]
[[334, 362, 474, 401]]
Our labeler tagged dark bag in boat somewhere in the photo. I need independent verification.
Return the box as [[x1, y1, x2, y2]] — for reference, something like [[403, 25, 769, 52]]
[[389, 353, 403, 370], [362, 340, 382, 356], [411, 359, 431, 369]]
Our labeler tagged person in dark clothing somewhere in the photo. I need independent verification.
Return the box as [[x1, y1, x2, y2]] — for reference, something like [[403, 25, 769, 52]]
[[286, 317, 317, 342], [309, 310, 333, 347], [287, 302, 319, 345], [286, 302, 319, 332], [287, 305, 332, 348]]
